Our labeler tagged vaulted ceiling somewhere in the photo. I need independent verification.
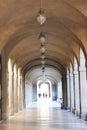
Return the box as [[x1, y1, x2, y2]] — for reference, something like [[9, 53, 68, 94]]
[[25, 67, 62, 84], [0, 0, 87, 79]]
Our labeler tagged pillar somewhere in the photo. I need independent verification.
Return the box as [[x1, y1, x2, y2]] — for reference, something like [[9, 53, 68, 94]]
[[62, 73, 67, 108], [8, 71, 13, 116], [14, 64, 18, 113], [73, 73, 76, 114], [79, 66, 87, 120], [66, 72, 70, 109], [21, 75, 24, 109], [69, 71, 74, 112], [73, 70, 80, 116], [1, 50, 8, 120], [0, 57, 2, 120], [18, 69, 22, 110]]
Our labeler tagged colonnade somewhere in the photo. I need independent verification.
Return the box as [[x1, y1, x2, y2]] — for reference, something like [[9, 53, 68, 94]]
[[7, 59, 23, 117], [1, 48, 87, 121], [66, 48, 87, 120]]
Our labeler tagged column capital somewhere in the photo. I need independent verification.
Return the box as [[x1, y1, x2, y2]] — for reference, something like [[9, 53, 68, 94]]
[[70, 73, 73, 77], [79, 66, 86, 72], [66, 74, 69, 78], [73, 71, 78, 75], [13, 71, 18, 77], [20, 76, 23, 80], [7, 71, 13, 76], [66, 75, 69, 79]]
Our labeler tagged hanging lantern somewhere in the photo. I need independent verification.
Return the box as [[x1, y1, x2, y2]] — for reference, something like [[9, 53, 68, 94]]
[[40, 45, 46, 54], [37, 9, 46, 25], [39, 32, 46, 44], [41, 64, 45, 68], [41, 54, 46, 59], [41, 60, 45, 64], [42, 66, 45, 72]]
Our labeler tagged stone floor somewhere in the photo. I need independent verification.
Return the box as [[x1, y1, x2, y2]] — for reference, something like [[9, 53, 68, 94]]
[[0, 102, 87, 130]]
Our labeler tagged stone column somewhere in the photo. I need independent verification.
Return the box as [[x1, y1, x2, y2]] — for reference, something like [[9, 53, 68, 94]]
[[14, 66, 18, 113], [20, 75, 24, 110], [18, 71, 21, 110], [69, 72, 74, 113], [66, 74, 70, 109], [0, 58, 2, 120], [1, 50, 8, 120], [73, 73, 76, 114], [57, 81, 62, 99], [69, 74, 71, 111], [62, 74, 67, 108], [8, 72, 13, 116], [11, 71, 14, 115], [57, 82, 59, 99], [78, 70, 82, 118], [73, 71, 80, 116], [79, 66, 87, 120]]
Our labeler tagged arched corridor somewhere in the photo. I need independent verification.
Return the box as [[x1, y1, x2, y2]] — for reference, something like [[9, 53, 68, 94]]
[[0, 0, 87, 129]]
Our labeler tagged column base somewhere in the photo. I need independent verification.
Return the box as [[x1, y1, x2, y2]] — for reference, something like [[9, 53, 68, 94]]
[[81, 113, 87, 121], [71, 108, 75, 114], [2, 112, 8, 120], [75, 110, 79, 116], [78, 113, 81, 119], [85, 113, 87, 121], [73, 108, 76, 114]]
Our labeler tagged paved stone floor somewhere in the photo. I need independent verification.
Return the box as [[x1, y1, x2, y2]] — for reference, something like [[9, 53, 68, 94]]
[[0, 102, 87, 130]]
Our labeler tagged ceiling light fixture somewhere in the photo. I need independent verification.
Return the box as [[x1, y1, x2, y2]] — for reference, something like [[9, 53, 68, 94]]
[[42, 66, 45, 72], [37, 0, 46, 25], [41, 60, 45, 64], [40, 45, 46, 54], [41, 64, 45, 68], [37, 0, 47, 80], [41, 54, 46, 59], [39, 32, 46, 44]]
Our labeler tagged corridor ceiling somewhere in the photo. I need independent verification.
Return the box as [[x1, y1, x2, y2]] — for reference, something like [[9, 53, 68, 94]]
[[25, 67, 62, 84], [0, 0, 87, 76]]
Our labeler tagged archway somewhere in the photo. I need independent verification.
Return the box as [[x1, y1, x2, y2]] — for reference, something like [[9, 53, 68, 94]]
[[37, 79, 52, 102], [39, 83, 50, 98]]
